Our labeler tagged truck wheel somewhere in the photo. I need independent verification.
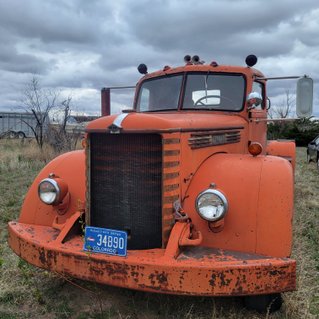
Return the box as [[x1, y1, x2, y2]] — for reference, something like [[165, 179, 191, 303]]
[[9, 131, 17, 139], [306, 152, 310, 163], [243, 293, 282, 313], [17, 131, 25, 139], [317, 158, 319, 171]]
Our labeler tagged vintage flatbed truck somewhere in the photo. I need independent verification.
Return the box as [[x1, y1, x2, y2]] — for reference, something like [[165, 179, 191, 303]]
[[8, 55, 313, 312]]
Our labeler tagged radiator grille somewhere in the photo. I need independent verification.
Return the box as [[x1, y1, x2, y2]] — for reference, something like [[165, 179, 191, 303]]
[[89, 133, 162, 249]]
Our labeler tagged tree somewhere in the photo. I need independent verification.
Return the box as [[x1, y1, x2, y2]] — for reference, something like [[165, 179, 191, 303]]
[[21, 76, 58, 149], [267, 89, 296, 140], [46, 97, 83, 153], [268, 89, 295, 119], [21, 76, 80, 152]]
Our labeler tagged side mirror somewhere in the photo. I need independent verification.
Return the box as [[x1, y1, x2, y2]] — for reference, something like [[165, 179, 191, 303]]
[[296, 77, 313, 118], [247, 92, 262, 109]]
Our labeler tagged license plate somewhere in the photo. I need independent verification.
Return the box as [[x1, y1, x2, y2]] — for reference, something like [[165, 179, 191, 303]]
[[83, 226, 127, 257]]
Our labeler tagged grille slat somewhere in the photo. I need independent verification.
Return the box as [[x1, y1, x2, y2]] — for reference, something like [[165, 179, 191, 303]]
[[89, 133, 162, 250]]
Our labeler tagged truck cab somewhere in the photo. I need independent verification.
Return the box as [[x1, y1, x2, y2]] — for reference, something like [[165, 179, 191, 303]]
[[8, 55, 313, 312]]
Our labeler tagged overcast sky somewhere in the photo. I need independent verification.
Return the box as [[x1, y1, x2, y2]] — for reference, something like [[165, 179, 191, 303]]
[[0, 0, 318, 116]]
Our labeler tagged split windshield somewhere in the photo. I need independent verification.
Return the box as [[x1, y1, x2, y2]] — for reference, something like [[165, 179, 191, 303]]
[[136, 73, 245, 112]]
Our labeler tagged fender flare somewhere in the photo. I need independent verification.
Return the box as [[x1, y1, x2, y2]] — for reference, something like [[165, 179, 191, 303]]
[[19, 150, 85, 226], [182, 153, 293, 257], [266, 140, 296, 171]]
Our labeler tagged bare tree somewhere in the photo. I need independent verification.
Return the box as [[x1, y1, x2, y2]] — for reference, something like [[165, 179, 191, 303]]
[[47, 97, 82, 152], [21, 76, 59, 149], [60, 97, 72, 134], [268, 89, 295, 119]]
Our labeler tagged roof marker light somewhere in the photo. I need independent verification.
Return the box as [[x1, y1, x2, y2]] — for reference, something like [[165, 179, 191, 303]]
[[137, 64, 148, 75], [184, 55, 191, 64], [245, 54, 258, 67]]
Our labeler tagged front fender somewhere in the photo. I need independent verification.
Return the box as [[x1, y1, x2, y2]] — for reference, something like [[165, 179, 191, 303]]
[[183, 153, 293, 258], [19, 150, 85, 226], [266, 140, 296, 171]]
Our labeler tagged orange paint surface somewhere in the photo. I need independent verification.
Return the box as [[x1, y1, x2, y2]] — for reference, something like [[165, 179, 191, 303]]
[[8, 61, 296, 296]]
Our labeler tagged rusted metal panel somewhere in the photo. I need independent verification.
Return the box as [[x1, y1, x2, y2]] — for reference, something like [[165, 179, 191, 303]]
[[8, 221, 296, 296], [162, 133, 181, 246]]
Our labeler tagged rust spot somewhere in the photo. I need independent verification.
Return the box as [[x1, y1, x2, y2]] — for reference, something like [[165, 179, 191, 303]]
[[157, 272, 168, 285], [25, 227, 35, 235], [269, 269, 284, 276], [131, 271, 139, 279], [218, 272, 232, 287], [39, 248, 46, 265], [148, 271, 168, 287], [209, 273, 217, 287]]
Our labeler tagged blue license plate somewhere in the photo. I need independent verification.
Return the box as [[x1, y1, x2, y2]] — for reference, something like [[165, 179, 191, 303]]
[[83, 226, 127, 257]]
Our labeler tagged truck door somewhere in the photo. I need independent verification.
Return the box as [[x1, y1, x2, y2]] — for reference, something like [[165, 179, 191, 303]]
[[248, 81, 267, 150]]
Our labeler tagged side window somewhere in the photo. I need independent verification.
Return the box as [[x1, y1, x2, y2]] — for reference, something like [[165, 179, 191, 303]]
[[252, 82, 264, 109], [315, 137, 319, 146], [138, 88, 150, 112]]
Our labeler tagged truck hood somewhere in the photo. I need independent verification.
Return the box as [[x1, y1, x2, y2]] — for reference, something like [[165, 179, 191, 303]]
[[86, 112, 247, 133]]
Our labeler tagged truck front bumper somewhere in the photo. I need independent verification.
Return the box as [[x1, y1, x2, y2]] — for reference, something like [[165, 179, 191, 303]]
[[8, 220, 296, 296]]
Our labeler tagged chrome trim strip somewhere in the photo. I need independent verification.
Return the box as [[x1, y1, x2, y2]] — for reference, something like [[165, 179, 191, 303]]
[[112, 113, 129, 128]]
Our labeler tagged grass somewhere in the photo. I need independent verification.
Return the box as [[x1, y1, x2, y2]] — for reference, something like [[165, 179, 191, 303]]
[[0, 139, 318, 319]]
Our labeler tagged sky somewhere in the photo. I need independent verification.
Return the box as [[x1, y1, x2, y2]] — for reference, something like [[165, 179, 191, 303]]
[[0, 0, 318, 116]]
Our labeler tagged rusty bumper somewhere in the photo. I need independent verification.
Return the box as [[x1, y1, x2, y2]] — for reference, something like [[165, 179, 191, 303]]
[[8, 221, 296, 296]]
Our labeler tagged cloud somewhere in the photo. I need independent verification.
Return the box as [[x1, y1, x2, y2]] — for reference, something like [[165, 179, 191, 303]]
[[0, 0, 318, 116]]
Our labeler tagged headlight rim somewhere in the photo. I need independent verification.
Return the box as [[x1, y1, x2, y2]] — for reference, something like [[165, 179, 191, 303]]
[[38, 178, 61, 205], [195, 188, 228, 222]]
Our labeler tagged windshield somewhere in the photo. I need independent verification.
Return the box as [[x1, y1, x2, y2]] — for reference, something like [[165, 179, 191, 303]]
[[137, 75, 183, 112], [183, 73, 245, 111], [136, 73, 245, 112]]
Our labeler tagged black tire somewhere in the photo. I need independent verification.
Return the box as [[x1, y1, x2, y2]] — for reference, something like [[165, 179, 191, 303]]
[[243, 293, 283, 313], [8, 131, 17, 139], [17, 131, 25, 139], [306, 152, 311, 163], [317, 158, 319, 171]]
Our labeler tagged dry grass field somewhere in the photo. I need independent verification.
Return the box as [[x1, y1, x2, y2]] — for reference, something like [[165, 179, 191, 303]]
[[0, 139, 318, 319]]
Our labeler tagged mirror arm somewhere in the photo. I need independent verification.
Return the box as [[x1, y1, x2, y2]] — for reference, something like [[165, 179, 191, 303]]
[[266, 97, 271, 110]]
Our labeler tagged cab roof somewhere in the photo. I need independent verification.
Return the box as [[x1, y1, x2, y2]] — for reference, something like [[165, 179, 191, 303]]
[[138, 63, 265, 83]]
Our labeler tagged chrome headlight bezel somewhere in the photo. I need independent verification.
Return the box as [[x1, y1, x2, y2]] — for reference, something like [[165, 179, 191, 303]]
[[195, 189, 228, 222], [38, 178, 60, 205]]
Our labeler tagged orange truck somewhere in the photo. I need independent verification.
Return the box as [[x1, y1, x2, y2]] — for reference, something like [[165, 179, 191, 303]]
[[8, 55, 313, 312]]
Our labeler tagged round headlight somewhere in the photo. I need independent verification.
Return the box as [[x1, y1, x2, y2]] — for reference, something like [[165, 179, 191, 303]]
[[195, 189, 228, 222], [38, 178, 60, 205]]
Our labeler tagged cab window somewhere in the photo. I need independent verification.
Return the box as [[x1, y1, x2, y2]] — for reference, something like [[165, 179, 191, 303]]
[[183, 73, 245, 111], [252, 81, 264, 109]]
